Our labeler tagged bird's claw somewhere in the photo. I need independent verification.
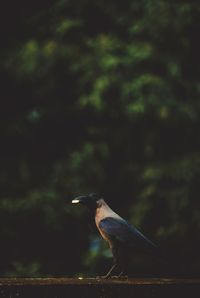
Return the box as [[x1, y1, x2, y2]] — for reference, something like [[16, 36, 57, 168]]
[[96, 275, 111, 279], [96, 274, 128, 279], [110, 275, 128, 279]]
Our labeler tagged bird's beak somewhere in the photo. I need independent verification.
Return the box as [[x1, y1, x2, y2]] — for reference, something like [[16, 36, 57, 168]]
[[72, 199, 80, 204], [72, 195, 87, 204]]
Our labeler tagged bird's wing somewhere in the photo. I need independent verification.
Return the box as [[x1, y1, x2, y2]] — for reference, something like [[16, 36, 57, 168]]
[[99, 217, 157, 253]]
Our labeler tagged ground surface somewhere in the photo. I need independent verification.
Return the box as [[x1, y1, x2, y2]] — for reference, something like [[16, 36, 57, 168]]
[[0, 278, 199, 298]]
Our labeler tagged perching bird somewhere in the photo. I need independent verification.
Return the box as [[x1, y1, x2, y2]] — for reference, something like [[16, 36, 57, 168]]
[[72, 193, 159, 278]]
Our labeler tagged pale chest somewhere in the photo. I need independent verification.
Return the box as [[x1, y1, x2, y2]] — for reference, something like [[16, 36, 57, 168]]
[[95, 205, 122, 243]]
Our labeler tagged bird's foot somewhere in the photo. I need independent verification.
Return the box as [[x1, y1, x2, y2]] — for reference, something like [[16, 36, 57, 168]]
[[96, 274, 111, 279], [96, 264, 117, 279], [118, 271, 128, 278], [118, 275, 128, 279], [96, 273, 128, 279], [110, 274, 128, 279]]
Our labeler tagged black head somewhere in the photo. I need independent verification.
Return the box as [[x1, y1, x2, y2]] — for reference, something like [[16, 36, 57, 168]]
[[72, 193, 102, 211]]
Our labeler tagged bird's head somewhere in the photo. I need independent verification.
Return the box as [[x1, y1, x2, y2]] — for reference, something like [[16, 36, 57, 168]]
[[72, 193, 102, 212]]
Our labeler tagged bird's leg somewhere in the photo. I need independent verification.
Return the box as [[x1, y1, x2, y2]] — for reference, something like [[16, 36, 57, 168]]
[[105, 263, 117, 277], [110, 246, 129, 279], [99, 263, 117, 279], [117, 271, 128, 279], [118, 271, 124, 277]]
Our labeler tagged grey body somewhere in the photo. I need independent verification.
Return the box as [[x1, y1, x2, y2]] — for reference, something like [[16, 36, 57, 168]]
[[72, 194, 158, 278], [95, 199, 157, 276]]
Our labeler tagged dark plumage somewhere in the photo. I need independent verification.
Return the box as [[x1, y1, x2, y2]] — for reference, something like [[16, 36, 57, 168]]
[[72, 193, 159, 278], [99, 217, 157, 252]]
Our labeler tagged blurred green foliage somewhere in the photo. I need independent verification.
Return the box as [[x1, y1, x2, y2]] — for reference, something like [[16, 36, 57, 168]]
[[0, 0, 200, 277]]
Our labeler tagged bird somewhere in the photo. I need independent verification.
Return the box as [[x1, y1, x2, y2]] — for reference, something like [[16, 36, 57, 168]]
[[72, 193, 159, 278]]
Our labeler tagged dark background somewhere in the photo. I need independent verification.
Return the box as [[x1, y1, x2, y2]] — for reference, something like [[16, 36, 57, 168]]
[[0, 0, 200, 277]]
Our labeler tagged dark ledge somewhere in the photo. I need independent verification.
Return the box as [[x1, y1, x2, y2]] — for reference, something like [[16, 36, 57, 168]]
[[0, 277, 199, 285], [0, 278, 199, 298]]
